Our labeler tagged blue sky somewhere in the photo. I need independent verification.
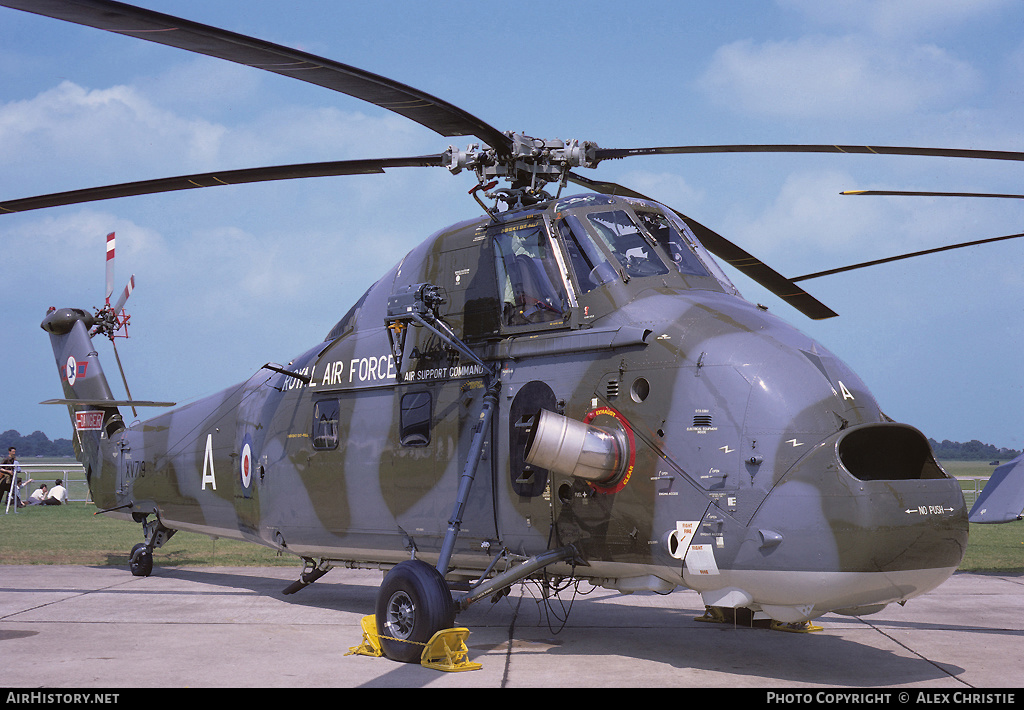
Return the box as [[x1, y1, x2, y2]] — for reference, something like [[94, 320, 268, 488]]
[[1, 0, 1021, 450]]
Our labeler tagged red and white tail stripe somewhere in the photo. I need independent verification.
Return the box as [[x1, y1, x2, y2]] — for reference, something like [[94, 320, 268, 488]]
[[105, 231, 115, 303], [113, 274, 134, 314]]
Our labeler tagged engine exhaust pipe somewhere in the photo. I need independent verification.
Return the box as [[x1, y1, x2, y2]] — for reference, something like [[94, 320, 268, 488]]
[[524, 409, 629, 485]]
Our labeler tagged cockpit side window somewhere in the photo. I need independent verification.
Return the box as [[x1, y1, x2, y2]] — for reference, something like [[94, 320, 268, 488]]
[[586, 210, 670, 279], [555, 214, 619, 293], [633, 210, 711, 277], [492, 219, 567, 326]]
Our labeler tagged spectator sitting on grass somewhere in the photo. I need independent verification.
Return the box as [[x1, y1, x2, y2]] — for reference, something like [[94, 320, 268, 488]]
[[27, 484, 48, 505], [43, 480, 68, 505]]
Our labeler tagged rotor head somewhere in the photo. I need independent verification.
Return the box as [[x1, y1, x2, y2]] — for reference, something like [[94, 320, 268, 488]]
[[445, 132, 600, 205]]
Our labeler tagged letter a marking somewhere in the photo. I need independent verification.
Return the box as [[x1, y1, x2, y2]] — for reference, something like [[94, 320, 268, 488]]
[[202, 434, 217, 490], [838, 380, 855, 401]]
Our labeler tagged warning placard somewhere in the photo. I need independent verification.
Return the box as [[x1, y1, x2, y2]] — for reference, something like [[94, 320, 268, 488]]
[[75, 411, 103, 431]]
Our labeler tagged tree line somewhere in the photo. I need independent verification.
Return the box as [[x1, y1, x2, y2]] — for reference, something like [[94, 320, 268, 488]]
[[0, 430, 74, 457], [927, 438, 1021, 462]]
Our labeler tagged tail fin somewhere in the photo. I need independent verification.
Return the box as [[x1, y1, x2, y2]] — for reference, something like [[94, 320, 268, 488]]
[[41, 307, 174, 511], [41, 307, 175, 405], [41, 307, 126, 473], [969, 452, 1024, 524]]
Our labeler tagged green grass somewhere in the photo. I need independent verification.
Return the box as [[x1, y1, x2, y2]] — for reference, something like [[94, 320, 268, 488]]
[[0, 502, 295, 568], [2, 460, 1021, 572], [945, 460, 1024, 572], [960, 520, 1024, 572]]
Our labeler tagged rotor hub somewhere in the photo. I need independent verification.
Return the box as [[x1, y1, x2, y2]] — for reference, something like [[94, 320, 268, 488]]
[[445, 132, 599, 197]]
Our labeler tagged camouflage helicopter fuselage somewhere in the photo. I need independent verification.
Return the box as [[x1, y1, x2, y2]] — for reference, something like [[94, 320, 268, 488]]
[[44, 193, 967, 625]]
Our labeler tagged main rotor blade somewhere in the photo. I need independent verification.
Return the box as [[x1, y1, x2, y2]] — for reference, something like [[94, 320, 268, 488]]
[[565, 172, 838, 320], [792, 232, 1024, 282], [0, 155, 445, 214], [842, 190, 1024, 199], [0, 0, 511, 153], [594, 144, 1024, 163]]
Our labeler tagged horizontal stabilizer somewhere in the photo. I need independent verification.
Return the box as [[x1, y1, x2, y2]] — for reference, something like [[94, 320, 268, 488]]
[[968, 453, 1024, 524], [41, 398, 176, 407]]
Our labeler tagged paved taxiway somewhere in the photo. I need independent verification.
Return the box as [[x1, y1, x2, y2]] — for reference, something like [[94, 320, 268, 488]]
[[0, 565, 1021, 688]]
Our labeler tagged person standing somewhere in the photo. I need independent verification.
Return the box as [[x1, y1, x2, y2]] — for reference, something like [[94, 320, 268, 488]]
[[1, 447, 20, 507]]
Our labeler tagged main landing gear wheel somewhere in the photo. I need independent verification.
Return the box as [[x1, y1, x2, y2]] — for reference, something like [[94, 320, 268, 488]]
[[129, 543, 153, 577], [375, 560, 455, 663]]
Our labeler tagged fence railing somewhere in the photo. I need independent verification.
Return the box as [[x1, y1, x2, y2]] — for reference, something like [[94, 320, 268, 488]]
[[957, 477, 987, 508], [3, 460, 88, 513]]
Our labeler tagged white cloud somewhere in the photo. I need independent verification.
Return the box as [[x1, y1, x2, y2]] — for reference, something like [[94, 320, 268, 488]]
[[0, 77, 436, 200], [777, 0, 1014, 40], [3, 210, 166, 283], [697, 35, 978, 121], [718, 167, 1010, 269], [218, 105, 432, 166], [138, 58, 263, 112], [0, 81, 226, 180], [608, 169, 705, 210], [725, 169, 886, 255]]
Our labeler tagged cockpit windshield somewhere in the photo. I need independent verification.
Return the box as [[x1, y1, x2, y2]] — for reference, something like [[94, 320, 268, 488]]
[[553, 200, 724, 297], [555, 207, 681, 294], [632, 210, 711, 277], [587, 210, 671, 279]]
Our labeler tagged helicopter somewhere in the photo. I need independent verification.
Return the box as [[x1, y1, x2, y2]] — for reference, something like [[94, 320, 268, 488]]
[[5, 0, 1024, 666]]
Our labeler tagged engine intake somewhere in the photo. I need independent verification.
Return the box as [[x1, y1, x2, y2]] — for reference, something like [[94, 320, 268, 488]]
[[524, 409, 629, 485], [838, 424, 946, 481]]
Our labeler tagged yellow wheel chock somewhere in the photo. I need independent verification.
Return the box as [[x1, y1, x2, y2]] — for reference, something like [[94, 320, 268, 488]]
[[419, 627, 482, 672], [346, 615, 482, 672], [347, 614, 384, 657], [770, 620, 823, 633]]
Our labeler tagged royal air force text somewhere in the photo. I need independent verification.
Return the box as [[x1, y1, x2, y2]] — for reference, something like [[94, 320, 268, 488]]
[[283, 355, 485, 390]]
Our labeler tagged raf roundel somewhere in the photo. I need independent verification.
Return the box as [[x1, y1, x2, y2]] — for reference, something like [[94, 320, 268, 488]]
[[240, 434, 254, 496]]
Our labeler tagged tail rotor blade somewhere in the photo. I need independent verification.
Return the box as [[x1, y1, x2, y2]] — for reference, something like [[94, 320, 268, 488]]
[[105, 232, 115, 303], [112, 274, 135, 314]]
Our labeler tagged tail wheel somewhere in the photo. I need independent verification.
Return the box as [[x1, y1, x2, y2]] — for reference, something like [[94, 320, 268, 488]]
[[129, 543, 153, 577], [375, 560, 455, 663]]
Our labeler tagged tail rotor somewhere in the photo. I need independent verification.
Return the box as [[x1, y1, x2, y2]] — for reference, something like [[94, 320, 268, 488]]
[[91, 232, 139, 416]]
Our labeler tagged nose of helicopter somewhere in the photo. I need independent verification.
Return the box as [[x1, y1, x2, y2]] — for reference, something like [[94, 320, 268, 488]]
[[707, 423, 969, 622]]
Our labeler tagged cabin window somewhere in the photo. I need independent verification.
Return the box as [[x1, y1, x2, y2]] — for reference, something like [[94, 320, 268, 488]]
[[400, 391, 432, 447], [633, 210, 711, 277], [492, 219, 567, 326], [312, 399, 340, 450]]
